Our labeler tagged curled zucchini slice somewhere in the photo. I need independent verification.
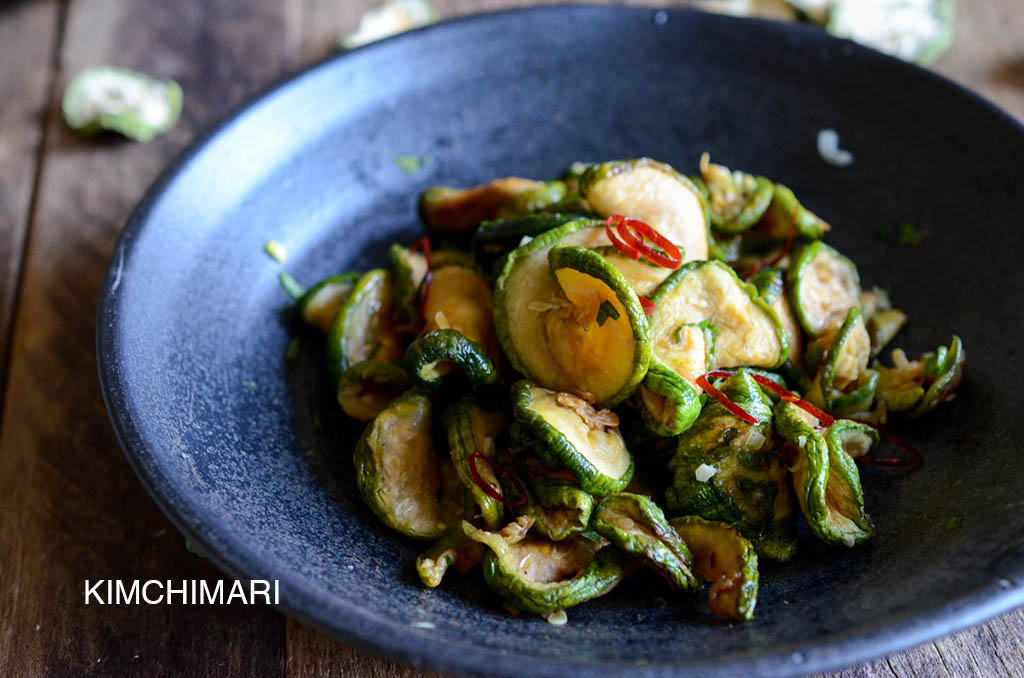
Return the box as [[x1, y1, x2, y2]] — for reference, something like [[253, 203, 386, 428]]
[[511, 381, 634, 497], [388, 244, 429, 327], [775, 402, 876, 547], [666, 371, 798, 561], [472, 212, 590, 269], [495, 223, 651, 406], [867, 308, 908, 357], [670, 516, 759, 621], [337, 361, 410, 421], [445, 398, 507, 529], [327, 269, 405, 387], [874, 336, 965, 417], [419, 177, 546, 233], [699, 154, 774, 235], [297, 273, 359, 332], [637, 260, 789, 436], [806, 307, 872, 412], [591, 493, 699, 592], [492, 181, 569, 219], [520, 483, 595, 542], [405, 263, 500, 389], [750, 267, 804, 371], [787, 241, 861, 337], [354, 391, 470, 539], [744, 183, 830, 249], [473, 528, 624, 615], [580, 158, 710, 262], [416, 516, 534, 589]]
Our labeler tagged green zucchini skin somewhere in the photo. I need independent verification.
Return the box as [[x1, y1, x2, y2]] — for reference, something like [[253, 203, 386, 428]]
[[297, 272, 359, 332], [480, 536, 624, 615], [354, 391, 470, 540], [327, 269, 403, 388], [444, 398, 507, 529], [745, 183, 830, 249], [666, 371, 798, 561], [805, 307, 871, 413], [405, 329, 498, 390], [520, 483, 595, 542], [635, 362, 703, 437], [510, 380, 634, 498], [336, 360, 410, 421], [388, 244, 428, 327], [670, 516, 759, 621], [472, 212, 592, 269], [699, 156, 774, 234], [492, 181, 568, 219], [912, 335, 965, 417], [787, 241, 861, 337], [591, 493, 699, 592], [774, 401, 877, 547]]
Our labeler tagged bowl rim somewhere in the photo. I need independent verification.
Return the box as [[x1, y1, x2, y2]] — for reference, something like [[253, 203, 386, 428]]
[[97, 5, 1024, 677]]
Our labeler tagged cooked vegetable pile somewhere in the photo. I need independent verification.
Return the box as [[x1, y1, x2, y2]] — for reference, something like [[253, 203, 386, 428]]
[[290, 155, 964, 622]]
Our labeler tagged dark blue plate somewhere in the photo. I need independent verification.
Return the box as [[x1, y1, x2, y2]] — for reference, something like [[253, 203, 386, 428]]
[[97, 6, 1024, 677]]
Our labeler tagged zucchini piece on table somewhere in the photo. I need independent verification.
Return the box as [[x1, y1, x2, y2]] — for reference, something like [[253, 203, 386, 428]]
[[744, 183, 830, 250], [591, 493, 699, 592], [62, 66, 183, 142], [698, 153, 774, 235], [580, 158, 710, 263], [297, 273, 360, 333], [419, 177, 546, 233], [775, 401, 877, 547], [874, 336, 965, 417], [472, 526, 624, 615], [354, 391, 471, 539], [787, 241, 861, 337], [637, 260, 789, 436], [388, 244, 429, 327], [445, 398, 508, 529], [405, 261, 500, 389], [670, 516, 759, 621], [511, 381, 634, 497], [336, 360, 410, 421], [666, 371, 798, 561], [495, 224, 651, 407], [326, 269, 405, 387]]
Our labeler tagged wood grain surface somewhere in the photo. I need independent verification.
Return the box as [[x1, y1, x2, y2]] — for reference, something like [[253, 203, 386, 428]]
[[0, 1, 1021, 677]]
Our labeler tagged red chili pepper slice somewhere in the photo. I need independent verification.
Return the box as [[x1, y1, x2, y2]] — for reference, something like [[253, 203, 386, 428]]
[[704, 370, 835, 428], [855, 423, 924, 470], [695, 373, 759, 424], [604, 215, 682, 269], [409, 236, 433, 269], [639, 295, 656, 316], [467, 452, 527, 509], [409, 237, 433, 333]]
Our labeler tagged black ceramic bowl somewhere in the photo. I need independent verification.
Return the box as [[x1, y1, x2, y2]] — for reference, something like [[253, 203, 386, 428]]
[[98, 6, 1024, 677]]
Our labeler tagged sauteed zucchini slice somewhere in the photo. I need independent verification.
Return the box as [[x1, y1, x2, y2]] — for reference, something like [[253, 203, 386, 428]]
[[666, 371, 798, 561], [297, 273, 359, 332], [775, 402, 876, 547], [354, 392, 470, 539], [337, 361, 410, 421], [521, 483, 595, 542], [327, 269, 405, 387], [745, 183, 830, 249], [875, 336, 965, 417], [511, 381, 634, 497], [592, 493, 699, 591], [492, 181, 569, 219], [388, 244, 428, 327], [419, 177, 546, 233], [805, 307, 872, 411], [580, 158, 710, 263], [472, 212, 590, 268], [787, 241, 861, 337], [698, 154, 774, 234], [670, 516, 759, 621], [445, 398, 508, 529]]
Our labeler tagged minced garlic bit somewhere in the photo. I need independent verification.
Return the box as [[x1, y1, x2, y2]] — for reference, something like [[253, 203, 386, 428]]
[[518, 235, 534, 247], [434, 310, 451, 329], [695, 463, 718, 483], [545, 609, 568, 626], [817, 129, 855, 168]]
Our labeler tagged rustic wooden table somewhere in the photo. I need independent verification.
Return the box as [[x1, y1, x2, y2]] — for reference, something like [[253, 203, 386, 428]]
[[1, 0, 1022, 676]]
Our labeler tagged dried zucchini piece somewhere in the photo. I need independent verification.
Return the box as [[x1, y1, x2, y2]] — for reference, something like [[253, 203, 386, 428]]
[[511, 381, 634, 497], [670, 516, 759, 621], [445, 398, 507, 529], [388, 244, 429, 327], [591, 493, 699, 591], [62, 66, 183, 142], [698, 154, 774, 234], [493, 181, 568, 219], [419, 177, 545, 233], [495, 225, 651, 406], [874, 336, 965, 417], [416, 516, 534, 588], [520, 482, 595, 542], [354, 392, 470, 539], [580, 158, 710, 263], [775, 402, 876, 547], [405, 263, 500, 388], [474, 529, 624, 615], [327, 269, 404, 387], [297, 273, 360, 333], [666, 371, 798, 561], [744, 183, 830, 249], [787, 241, 861, 337], [336, 361, 410, 421], [805, 307, 872, 411]]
